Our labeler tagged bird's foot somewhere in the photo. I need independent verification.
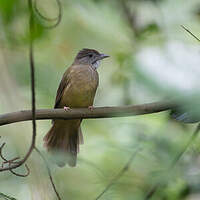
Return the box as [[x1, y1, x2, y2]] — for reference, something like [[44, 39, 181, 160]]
[[64, 106, 71, 111], [88, 106, 94, 110]]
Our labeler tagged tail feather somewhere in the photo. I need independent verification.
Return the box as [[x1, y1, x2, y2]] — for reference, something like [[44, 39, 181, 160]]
[[44, 120, 82, 167], [78, 127, 84, 145]]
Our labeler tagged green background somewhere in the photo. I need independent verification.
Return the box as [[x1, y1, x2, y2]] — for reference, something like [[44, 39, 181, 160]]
[[0, 0, 200, 199]]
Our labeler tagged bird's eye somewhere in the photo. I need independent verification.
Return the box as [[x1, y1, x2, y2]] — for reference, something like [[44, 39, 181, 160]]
[[88, 54, 93, 58]]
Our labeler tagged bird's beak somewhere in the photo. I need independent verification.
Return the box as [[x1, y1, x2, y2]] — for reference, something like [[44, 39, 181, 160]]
[[99, 53, 110, 60], [93, 53, 109, 64]]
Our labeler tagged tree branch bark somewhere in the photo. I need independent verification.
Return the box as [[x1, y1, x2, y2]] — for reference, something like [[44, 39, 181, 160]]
[[0, 101, 175, 126]]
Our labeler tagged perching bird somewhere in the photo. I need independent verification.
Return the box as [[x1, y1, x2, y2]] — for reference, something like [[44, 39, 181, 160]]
[[44, 48, 109, 167]]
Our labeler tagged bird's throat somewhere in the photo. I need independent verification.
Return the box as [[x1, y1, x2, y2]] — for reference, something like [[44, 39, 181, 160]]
[[92, 60, 100, 69]]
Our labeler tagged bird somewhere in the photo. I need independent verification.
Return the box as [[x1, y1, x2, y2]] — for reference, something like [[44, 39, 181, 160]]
[[44, 48, 109, 167]]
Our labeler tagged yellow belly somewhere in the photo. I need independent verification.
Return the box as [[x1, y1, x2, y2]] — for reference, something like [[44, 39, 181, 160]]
[[62, 83, 96, 107]]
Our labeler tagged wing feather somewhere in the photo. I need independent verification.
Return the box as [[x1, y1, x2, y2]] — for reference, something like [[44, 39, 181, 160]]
[[54, 68, 70, 108]]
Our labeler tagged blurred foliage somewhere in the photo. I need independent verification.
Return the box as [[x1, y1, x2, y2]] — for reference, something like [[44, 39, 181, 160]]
[[1, 0, 200, 200]]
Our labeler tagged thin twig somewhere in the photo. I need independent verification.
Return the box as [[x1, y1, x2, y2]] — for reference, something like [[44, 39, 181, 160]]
[[95, 147, 141, 200], [0, 0, 63, 174], [169, 124, 200, 168], [0, 192, 17, 200], [181, 25, 200, 42], [1, 157, 19, 168], [145, 23, 200, 200], [0, 143, 8, 163], [145, 123, 200, 199], [34, 147, 62, 200], [0, 141, 29, 176], [34, 0, 58, 21], [33, 0, 62, 29], [9, 163, 30, 177], [3, 157, 20, 164], [0, 101, 176, 126], [0, 0, 36, 173], [26, 0, 37, 166]]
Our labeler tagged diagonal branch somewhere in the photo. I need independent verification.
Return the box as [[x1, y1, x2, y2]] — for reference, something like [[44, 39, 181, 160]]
[[95, 147, 141, 200], [181, 25, 200, 42], [144, 25, 200, 199], [34, 147, 61, 200], [0, 101, 176, 126], [144, 123, 200, 199], [0, 192, 17, 200]]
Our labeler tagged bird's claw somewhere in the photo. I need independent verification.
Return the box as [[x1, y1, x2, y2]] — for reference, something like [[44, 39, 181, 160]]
[[64, 106, 71, 111], [88, 106, 94, 110]]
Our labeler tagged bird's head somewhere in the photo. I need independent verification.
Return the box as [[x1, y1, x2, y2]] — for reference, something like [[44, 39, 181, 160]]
[[74, 48, 109, 69]]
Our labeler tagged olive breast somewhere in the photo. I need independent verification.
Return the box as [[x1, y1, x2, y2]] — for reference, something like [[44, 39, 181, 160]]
[[61, 64, 99, 108]]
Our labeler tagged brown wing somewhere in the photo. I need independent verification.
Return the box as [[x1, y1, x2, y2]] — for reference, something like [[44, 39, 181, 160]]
[[54, 68, 70, 109]]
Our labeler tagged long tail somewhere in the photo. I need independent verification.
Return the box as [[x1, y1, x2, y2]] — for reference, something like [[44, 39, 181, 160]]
[[43, 120, 83, 167]]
